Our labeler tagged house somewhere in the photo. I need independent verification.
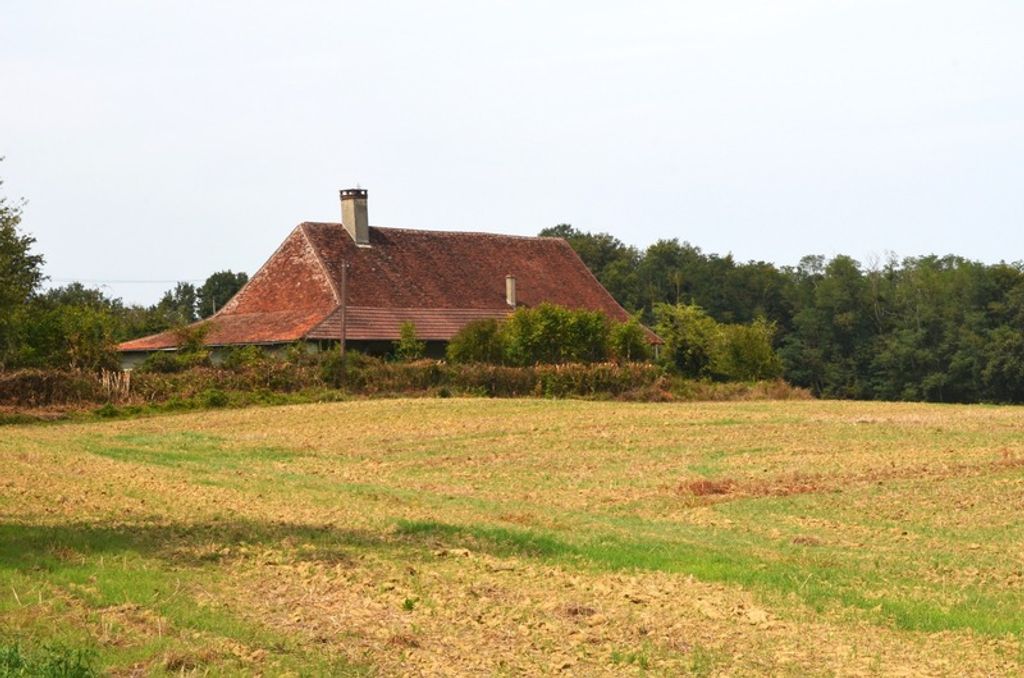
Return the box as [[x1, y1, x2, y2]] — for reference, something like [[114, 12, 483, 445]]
[[118, 189, 659, 366]]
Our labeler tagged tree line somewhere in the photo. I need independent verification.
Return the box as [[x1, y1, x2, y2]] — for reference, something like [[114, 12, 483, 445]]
[[4, 162, 1023, 402], [541, 224, 1024, 403]]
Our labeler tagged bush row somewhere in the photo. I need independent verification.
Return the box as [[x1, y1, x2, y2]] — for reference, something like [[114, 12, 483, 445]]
[[333, 360, 666, 398], [1, 353, 811, 411], [0, 359, 666, 408]]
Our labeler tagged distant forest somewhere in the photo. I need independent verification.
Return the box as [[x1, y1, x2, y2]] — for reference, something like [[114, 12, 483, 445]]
[[541, 224, 1024, 403]]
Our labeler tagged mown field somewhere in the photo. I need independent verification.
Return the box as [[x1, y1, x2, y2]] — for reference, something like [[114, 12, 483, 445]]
[[2, 398, 1024, 676]]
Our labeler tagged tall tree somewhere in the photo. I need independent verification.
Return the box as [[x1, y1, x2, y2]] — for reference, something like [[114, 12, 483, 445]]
[[197, 270, 248, 318], [0, 166, 45, 367], [155, 282, 199, 325], [779, 255, 878, 397]]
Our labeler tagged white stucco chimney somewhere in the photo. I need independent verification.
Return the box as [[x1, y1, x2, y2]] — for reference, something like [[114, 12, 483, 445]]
[[340, 188, 369, 245], [506, 274, 517, 307]]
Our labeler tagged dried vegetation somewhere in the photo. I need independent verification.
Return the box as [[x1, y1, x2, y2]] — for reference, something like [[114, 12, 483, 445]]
[[2, 398, 1024, 675]]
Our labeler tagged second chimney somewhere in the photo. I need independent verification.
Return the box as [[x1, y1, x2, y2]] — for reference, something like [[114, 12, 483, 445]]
[[340, 188, 369, 245], [506, 274, 517, 307]]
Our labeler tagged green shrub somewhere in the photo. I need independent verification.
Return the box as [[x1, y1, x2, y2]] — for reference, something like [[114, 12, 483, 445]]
[[610, 316, 651, 362], [138, 351, 182, 373], [319, 350, 372, 388], [712, 318, 782, 381], [319, 350, 345, 388], [562, 308, 613, 363], [201, 388, 229, 408], [654, 303, 718, 378], [655, 304, 782, 381], [221, 345, 266, 371], [138, 350, 209, 374], [163, 396, 192, 410], [394, 322, 426, 361], [503, 304, 611, 366], [93, 403, 119, 418], [284, 341, 318, 366], [446, 319, 506, 364]]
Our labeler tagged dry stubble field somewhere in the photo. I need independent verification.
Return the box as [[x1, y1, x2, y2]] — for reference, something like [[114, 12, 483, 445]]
[[2, 398, 1024, 676]]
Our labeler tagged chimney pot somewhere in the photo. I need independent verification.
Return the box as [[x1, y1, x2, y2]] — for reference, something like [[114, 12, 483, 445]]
[[340, 188, 369, 245], [506, 274, 517, 307]]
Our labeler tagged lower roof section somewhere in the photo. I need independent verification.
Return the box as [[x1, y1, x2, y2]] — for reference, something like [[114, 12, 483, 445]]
[[117, 309, 328, 352], [307, 306, 512, 341]]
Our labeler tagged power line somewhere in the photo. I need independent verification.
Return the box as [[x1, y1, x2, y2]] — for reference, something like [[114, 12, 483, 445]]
[[47, 278, 205, 284]]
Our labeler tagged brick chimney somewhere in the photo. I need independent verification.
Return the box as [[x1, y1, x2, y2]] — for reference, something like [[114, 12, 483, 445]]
[[340, 188, 369, 245], [506, 274, 517, 307]]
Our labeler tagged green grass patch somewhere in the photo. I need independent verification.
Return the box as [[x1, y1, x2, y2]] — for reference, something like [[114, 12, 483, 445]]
[[83, 432, 297, 471], [0, 643, 98, 678]]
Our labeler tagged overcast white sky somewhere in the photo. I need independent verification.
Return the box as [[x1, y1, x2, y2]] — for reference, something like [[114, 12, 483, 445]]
[[2, 1, 1022, 305]]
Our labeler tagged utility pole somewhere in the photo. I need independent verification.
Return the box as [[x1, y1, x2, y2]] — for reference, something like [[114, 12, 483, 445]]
[[339, 261, 349, 357]]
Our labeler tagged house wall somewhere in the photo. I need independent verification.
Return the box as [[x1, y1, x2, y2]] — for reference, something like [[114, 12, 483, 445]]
[[120, 351, 155, 371]]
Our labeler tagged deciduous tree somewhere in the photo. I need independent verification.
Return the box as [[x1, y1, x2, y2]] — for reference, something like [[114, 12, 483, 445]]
[[0, 166, 44, 367]]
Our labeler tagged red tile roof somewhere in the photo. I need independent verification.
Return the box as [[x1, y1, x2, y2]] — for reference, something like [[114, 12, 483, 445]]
[[300, 223, 631, 314], [118, 310, 329, 351], [119, 222, 660, 352]]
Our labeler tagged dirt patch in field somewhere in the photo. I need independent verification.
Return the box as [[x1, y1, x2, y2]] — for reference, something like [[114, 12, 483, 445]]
[[677, 455, 1024, 503], [679, 478, 737, 496]]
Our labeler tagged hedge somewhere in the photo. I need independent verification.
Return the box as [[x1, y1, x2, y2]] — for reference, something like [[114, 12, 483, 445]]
[[0, 360, 808, 411]]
